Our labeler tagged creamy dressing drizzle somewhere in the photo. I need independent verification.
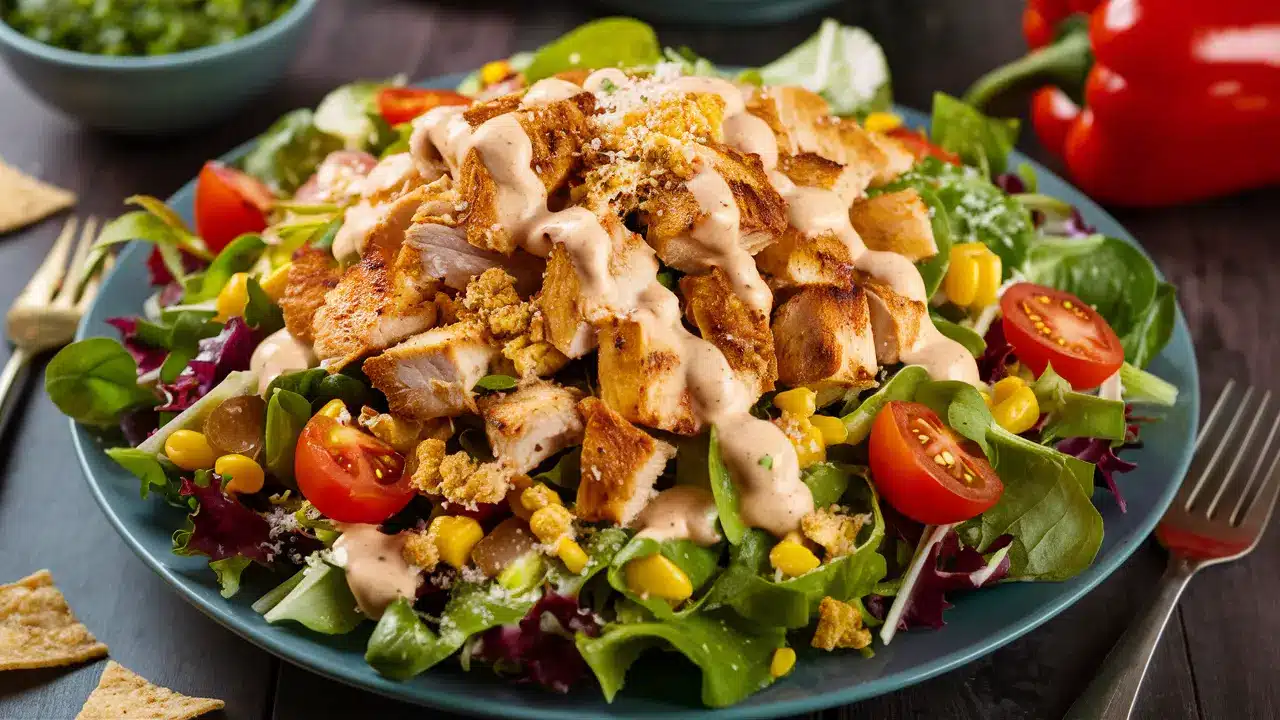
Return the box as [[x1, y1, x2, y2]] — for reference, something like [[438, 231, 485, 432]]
[[249, 327, 317, 394], [332, 523, 420, 619], [632, 486, 722, 546]]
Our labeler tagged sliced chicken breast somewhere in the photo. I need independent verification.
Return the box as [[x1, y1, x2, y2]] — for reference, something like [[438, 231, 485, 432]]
[[363, 321, 497, 420], [479, 380, 585, 474], [772, 284, 878, 391], [575, 397, 676, 526], [848, 189, 938, 262]]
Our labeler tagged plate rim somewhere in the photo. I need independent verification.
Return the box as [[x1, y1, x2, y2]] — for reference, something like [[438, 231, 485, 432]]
[[71, 73, 1200, 719]]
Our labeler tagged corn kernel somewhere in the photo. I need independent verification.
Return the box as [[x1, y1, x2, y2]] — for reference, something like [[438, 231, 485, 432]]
[[992, 385, 1040, 435], [556, 539, 589, 574], [945, 243, 1002, 310], [214, 272, 250, 322], [165, 430, 216, 471], [259, 263, 292, 302], [215, 454, 265, 494], [520, 483, 562, 513], [863, 112, 902, 134], [991, 376, 1026, 406], [774, 387, 817, 417], [506, 474, 534, 520], [480, 60, 512, 86], [316, 398, 350, 422], [770, 540, 821, 577], [529, 504, 574, 545], [809, 415, 848, 445], [625, 554, 693, 602], [785, 416, 826, 469], [429, 515, 485, 569], [770, 647, 797, 678]]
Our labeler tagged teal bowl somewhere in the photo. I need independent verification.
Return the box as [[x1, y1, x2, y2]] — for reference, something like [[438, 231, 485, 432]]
[[0, 0, 317, 134]]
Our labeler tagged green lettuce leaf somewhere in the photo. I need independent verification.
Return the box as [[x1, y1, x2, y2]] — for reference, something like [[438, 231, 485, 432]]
[[1031, 366, 1127, 443], [930, 92, 1020, 176], [210, 556, 253, 599], [45, 338, 154, 427], [244, 277, 285, 334], [1121, 282, 1176, 368], [914, 186, 953, 298], [1023, 234, 1159, 339], [707, 426, 746, 544], [547, 526, 629, 595], [261, 560, 364, 634], [242, 109, 345, 195], [758, 18, 891, 118], [1119, 361, 1178, 406], [314, 78, 399, 152], [523, 18, 661, 84], [607, 536, 720, 620], [264, 388, 311, 482], [841, 365, 930, 443], [182, 233, 267, 303], [576, 610, 785, 707]]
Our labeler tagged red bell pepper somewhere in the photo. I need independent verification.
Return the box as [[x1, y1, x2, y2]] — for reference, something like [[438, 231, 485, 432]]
[[966, 0, 1280, 207]]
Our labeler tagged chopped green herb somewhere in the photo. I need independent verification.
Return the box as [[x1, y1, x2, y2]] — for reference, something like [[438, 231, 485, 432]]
[[758, 455, 773, 470]]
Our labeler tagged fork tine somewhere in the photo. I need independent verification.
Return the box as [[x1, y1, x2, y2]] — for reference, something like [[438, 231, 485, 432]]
[[20, 216, 78, 302], [1236, 444, 1280, 533], [1183, 384, 1254, 510], [55, 216, 98, 307], [1206, 390, 1272, 518], [76, 254, 112, 312], [1229, 406, 1280, 525]]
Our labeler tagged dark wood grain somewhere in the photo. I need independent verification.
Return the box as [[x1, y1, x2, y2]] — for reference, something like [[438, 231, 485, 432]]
[[0, 0, 1275, 718]]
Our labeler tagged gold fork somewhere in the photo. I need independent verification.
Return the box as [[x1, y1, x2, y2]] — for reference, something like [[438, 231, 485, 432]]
[[0, 216, 112, 431]]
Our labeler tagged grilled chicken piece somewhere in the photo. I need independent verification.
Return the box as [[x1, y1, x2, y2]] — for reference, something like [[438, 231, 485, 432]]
[[403, 221, 543, 295], [363, 321, 497, 420], [865, 132, 916, 187], [680, 268, 777, 398], [755, 227, 856, 291], [596, 288, 698, 435], [848, 189, 937, 262], [332, 184, 428, 265], [772, 285, 877, 391], [311, 246, 438, 370], [479, 381, 585, 474], [777, 152, 872, 207], [281, 247, 340, 344], [643, 143, 788, 268], [575, 397, 676, 525], [856, 270, 928, 365], [458, 92, 596, 254]]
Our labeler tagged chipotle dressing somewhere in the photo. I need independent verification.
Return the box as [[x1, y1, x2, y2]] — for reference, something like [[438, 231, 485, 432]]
[[632, 486, 721, 546], [249, 327, 317, 395], [333, 524, 420, 619]]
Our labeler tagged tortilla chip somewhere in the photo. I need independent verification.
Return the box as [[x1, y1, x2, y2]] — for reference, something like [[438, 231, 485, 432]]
[[76, 661, 225, 720], [0, 159, 76, 234], [0, 569, 108, 671]]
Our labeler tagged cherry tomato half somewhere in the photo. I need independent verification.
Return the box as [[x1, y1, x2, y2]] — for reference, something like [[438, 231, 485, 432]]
[[869, 401, 1003, 525], [886, 127, 962, 165], [194, 161, 275, 253], [1000, 282, 1124, 390], [375, 87, 471, 126], [295, 415, 413, 524]]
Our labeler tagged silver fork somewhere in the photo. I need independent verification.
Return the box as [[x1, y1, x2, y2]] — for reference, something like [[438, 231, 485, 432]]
[[0, 216, 111, 434], [1066, 381, 1280, 720]]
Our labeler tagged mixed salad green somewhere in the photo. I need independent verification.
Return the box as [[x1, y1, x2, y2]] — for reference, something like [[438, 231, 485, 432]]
[[45, 17, 1180, 708]]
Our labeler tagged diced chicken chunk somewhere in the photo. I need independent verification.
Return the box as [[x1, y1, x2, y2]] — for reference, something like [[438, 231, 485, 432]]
[[479, 381, 585, 474], [755, 228, 856, 291], [777, 152, 869, 206], [596, 311, 698, 436], [402, 221, 543, 295], [680, 268, 777, 398], [575, 397, 676, 525], [772, 285, 878, 391], [363, 321, 497, 420], [311, 246, 438, 370], [857, 271, 927, 365], [280, 247, 340, 344], [331, 184, 428, 265], [848, 189, 937, 262]]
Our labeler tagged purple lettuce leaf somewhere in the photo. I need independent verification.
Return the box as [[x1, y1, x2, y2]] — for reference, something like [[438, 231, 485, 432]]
[[474, 592, 603, 693], [868, 530, 1012, 631], [1056, 408, 1142, 512], [994, 172, 1026, 195], [157, 317, 257, 413], [106, 317, 167, 374], [176, 474, 272, 563], [977, 321, 1017, 383]]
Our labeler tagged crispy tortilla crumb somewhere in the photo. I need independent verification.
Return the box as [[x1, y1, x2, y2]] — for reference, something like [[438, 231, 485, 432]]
[[811, 596, 872, 651]]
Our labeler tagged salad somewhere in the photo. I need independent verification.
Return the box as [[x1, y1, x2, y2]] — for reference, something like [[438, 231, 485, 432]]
[[45, 17, 1180, 708]]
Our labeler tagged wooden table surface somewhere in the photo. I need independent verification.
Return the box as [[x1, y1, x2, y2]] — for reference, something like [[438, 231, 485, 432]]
[[1, 1, 1276, 718]]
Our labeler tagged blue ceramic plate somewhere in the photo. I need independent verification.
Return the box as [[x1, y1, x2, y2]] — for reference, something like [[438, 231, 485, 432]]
[[73, 74, 1200, 719]]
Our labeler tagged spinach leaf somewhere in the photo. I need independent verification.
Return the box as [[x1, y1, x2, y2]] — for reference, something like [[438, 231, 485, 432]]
[[105, 447, 171, 499], [547, 526, 628, 595], [1023, 235, 1159, 337], [841, 365, 930, 444], [576, 609, 786, 707], [1031, 366, 1127, 443], [266, 368, 375, 412], [45, 338, 154, 427], [914, 186, 953, 298], [708, 426, 746, 544], [1121, 282, 1176, 368], [532, 448, 581, 489], [242, 109, 345, 195], [758, 18, 891, 118], [314, 78, 397, 152], [210, 556, 253, 599], [883, 158, 1034, 276], [473, 374, 518, 392], [523, 18, 662, 83], [930, 315, 986, 356], [930, 92, 1020, 176], [607, 536, 720, 620], [801, 461, 853, 508], [89, 204, 209, 284], [366, 584, 538, 680], [244, 277, 285, 334], [157, 311, 223, 383], [262, 560, 364, 634], [265, 388, 311, 482], [183, 233, 267, 303]]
